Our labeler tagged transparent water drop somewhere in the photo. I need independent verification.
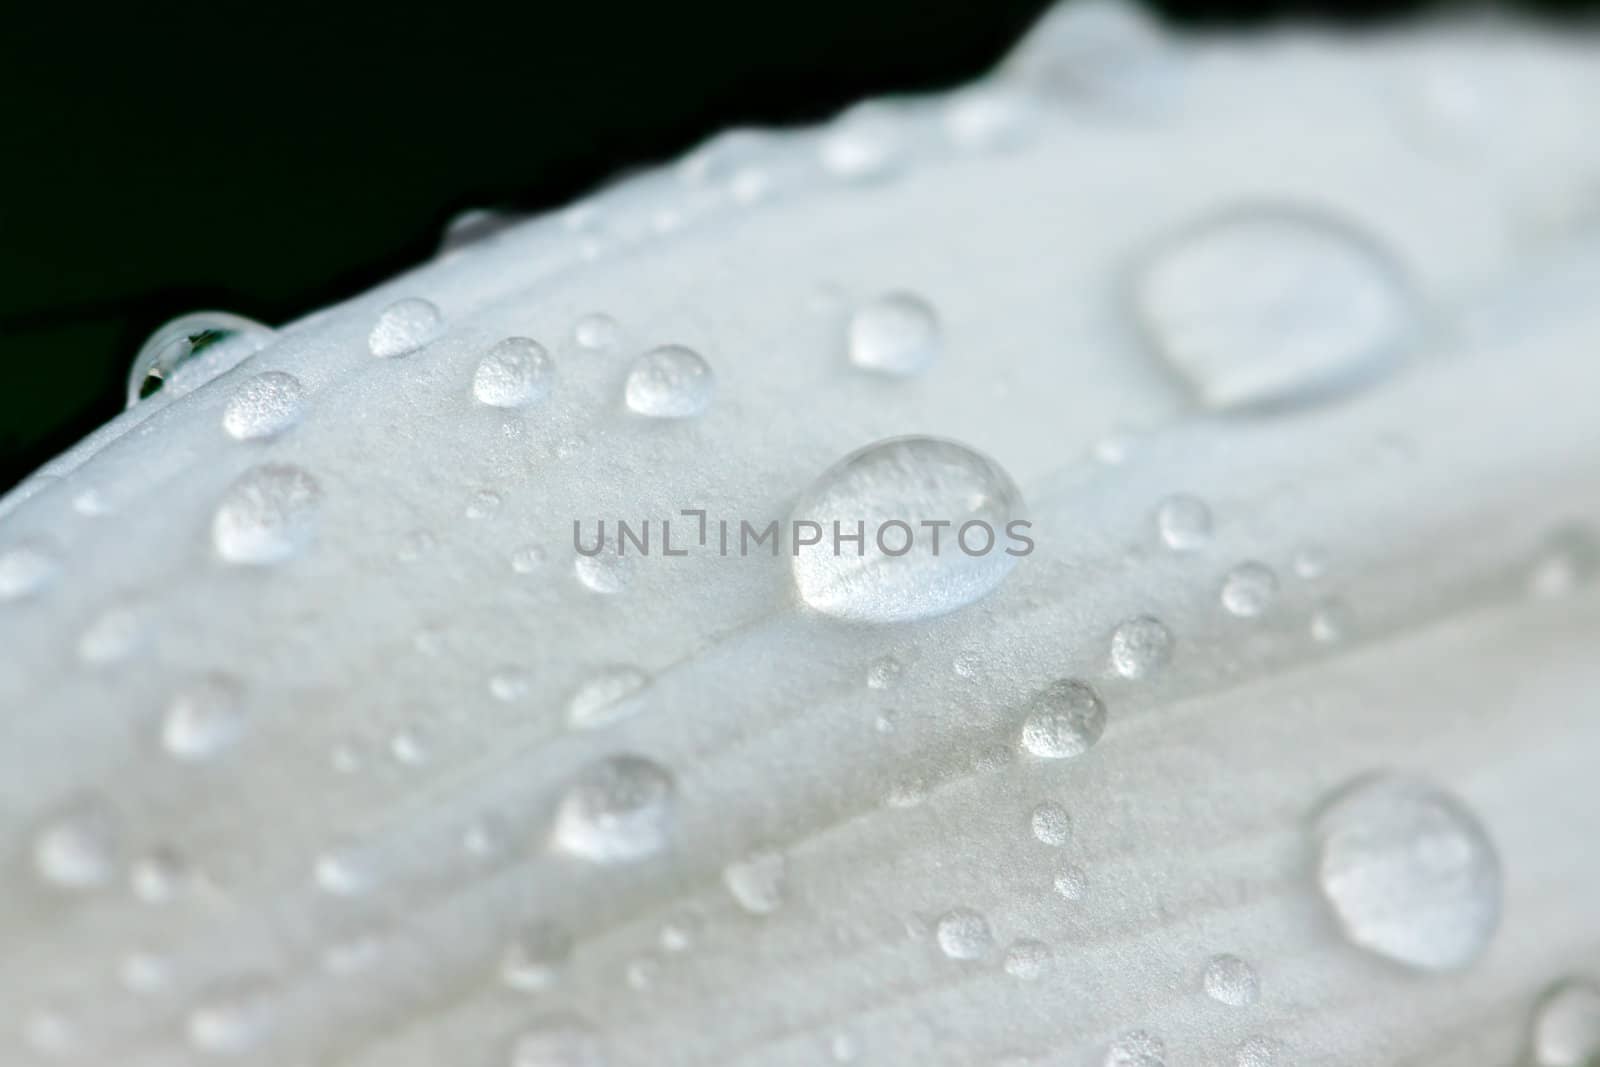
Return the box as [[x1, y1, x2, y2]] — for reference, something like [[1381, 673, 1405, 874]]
[[551, 755, 676, 863], [1234, 1035, 1284, 1067], [211, 464, 323, 565], [567, 666, 651, 729], [439, 208, 520, 253], [130, 847, 189, 903], [465, 489, 503, 520], [1006, 0, 1176, 114], [848, 292, 940, 376], [1155, 493, 1212, 551], [723, 849, 787, 915], [186, 981, 275, 1056], [1313, 773, 1501, 972], [1019, 679, 1107, 759], [574, 313, 620, 351], [162, 674, 247, 761], [1530, 978, 1600, 1066], [819, 106, 903, 181], [790, 436, 1025, 623], [1054, 865, 1089, 901], [1106, 1030, 1166, 1067], [314, 849, 374, 897], [501, 920, 574, 993], [1310, 598, 1352, 644], [222, 371, 306, 440], [473, 337, 554, 408], [127, 311, 276, 408], [1135, 205, 1413, 411], [1004, 939, 1053, 980], [1291, 544, 1329, 580], [935, 907, 994, 961], [659, 915, 700, 953], [866, 655, 904, 690], [508, 1015, 605, 1067], [1030, 801, 1072, 846], [368, 297, 445, 358], [1110, 616, 1173, 678], [1203, 954, 1260, 1006], [624, 345, 715, 417], [0, 539, 60, 601], [1220, 562, 1278, 618], [945, 87, 1036, 151], [510, 544, 547, 574], [33, 800, 118, 890], [390, 729, 428, 766], [574, 537, 637, 595]]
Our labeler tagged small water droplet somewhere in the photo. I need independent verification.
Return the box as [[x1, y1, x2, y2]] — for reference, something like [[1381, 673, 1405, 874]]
[[830, 1033, 861, 1062], [1136, 205, 1413, 411], [0, 539, 60, 601], [624, 345, 715, 417], [1309, 598, 1352, 644], [1110, 616, 1173, 678], [723, 849, 787, 915], [24, 1009, 80, 1057], [1203, 953, 1260, 1006], [574, 540, 636, 594], [1030, 801, 1072, 846], [130, 847, 189, 903], [1314, 773, 1501, 972], [1106, 1029, 1166, 1067], [186, 981, 275, 1056], [567, 666, 651, 729], [127, 312, 276, 408], [33, 800, 118, 890], [314, 849, 374, 897], [510, 544, 547, 574], [1054, 865, 1088, 901], [865, 655, 904, 690], [390, 729, 428, 766], [790, 436, 1025, 623], [624, 955, 661, 991], [368, 297, 444, 358], [1019, 680, 1107, 759], [508, 1015, 605, 1067], [820, 107, 903, 181], [119, 950, 173, 993], [474, 337, 554, 408], [1530, 978, 1600, 1067], [1155, 493, 1212, 551], [489, 669, 532, 703], [212, 464, 322, 565], [465, 489, 503, 520], [222, 371, 306, 440], [1291, 545, 1329, 580], [551, 756, 676, 864], [935, 907, 994, 961], [1528, 523, 1600, 599], [848, 292, 940, 376], [574, 313, 620, 351], [659, 915, 700, 953], [945, 87, 1036, 150], [1004, 938, 1053, 980], [501, 920, 574, 993], [78, 602, 148, 666], [1234, 1035, 1284, 1067], [162, 674, 247, 761], [439, 208, 520, 253], [1220, 562, 1278, 618]]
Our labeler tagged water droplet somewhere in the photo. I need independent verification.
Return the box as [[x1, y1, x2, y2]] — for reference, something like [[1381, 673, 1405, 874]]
[[186, 981, 275, 1056], [368, 297, 444, 358], [162, 674, 247, 761], [790, 436, 1025, 623], [1313, 773, 1501, 972], [1530, 979, 1600, 1067], [474, 337, 554, 408], [624, 345, 715, 417], [130, 847, 189, 903], [624, 954, 661, 991], [1054, 865, 1088, 901], [508, 1015, 605, 1066], [1203, 954, 1260, 1006], [935, 907, 994, 961], [551, 756, 676, 864], [314, 849, 374, 897], [119, 950, 172, 993], [567, 666, 651, 729], [510, 544, 547, 573], [0, 539, 59, 601], [945, 87, 1036, 151], [574, 541, 636, 594], [848, 292, 940, 376], [1019, 680, 1107, 759], [77, 602, 148, 666], [33, 800, 118, 890], [1234, 1035, 1284, 1067], [1004, 939, 1053, 980], [1309, 598, 1352, 644], [820, 107, 903, 181], [723, 850, 787, 915], [830, 1033, 861, 1062], [1528, 523, 1600, 599], [489, 669, 531, 703], [1106, 1030, 1166, 1067], [1007, 0, 1175, 114], [1110, 616, 1173, 678], [24, 1009, 80, 1057], [1291, 545, 1329, 580], [127, 311, 275, 407], [574, 313, 620, 351], [1030, 801, 1072, 846], [1220, 562, 1278, 618], [222, 371, 306, 440], [659, 915, 700, 953], [390, 729, 428, 766], [501, 920, 574, 992], [439, 208, 520, 253], [212, 464, 322, 565], [465, 489, 503, 520], [865, 655, 904, 690], [1155, 493, 1212, 551], [1136, 205, 1413, 411]]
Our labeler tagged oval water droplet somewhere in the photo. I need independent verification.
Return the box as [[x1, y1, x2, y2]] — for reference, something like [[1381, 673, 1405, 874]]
[[1220, 562, 1278, 618], [1135, 205, 1413, 411], [624, 345, 715, 417], [567, 666, 651, 729], [0, 539, 60, 601], [1030, 801, 1071, 846], [1202, 954, 1260, 1006], [33, 800, 118, 890], [723, 849, 787, 915], [212, 464, 322, 565], [473, 337, 554, 408], [1313, 773, 1501, 972], [1019, 679, 1106, 759], [935, 907, 994, 961], [368, 297, 444, 358], [1530, 979, 1600, 1067], [790, 436, 1025, 623], [162, 674, 247, 761], [1110, 615, 1173, 678], [127, 312, 276, 408], [1154, 493, 1212, 551], [222, 371, 305, 440], [848, 293, 940, 376], [551, 755, 676, 864]]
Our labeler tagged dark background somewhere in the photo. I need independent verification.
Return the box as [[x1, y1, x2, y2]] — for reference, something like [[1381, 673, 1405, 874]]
[[0, 0, 1590, 492]]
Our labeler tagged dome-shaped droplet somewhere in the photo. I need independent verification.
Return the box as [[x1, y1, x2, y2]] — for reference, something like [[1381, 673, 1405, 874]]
[[222, 371, 306, 440], [1054, 865, 1088, 901], [567, 666, 651, 729], [33, 800, 118, 890], [0, 539, 59, 601], [945, 87, 1037, 151], [1030, 801, 1072, 846], [723, 849, 787, 915], [574, 313, 620, 351], [551, 755, 676, 863], [1202, 954, 1260, 1006], [1313, 774, 1501, 972], [1135, 205, 1413, 411], [1530, 979, 1600, 1067], [162, 674, 247, 761], [1019, 679, 1106, 759], [790, 436, 1025, 623], [935, 907, 994, 961], [819, 106, 903, 181], [848, 293, 940, 376], [1220, 562, 1278, 618], [212, 464, 322, 565], [127, 311, 276, 408], [1155, 493, 1212, 551], [1106, 1030, 1166, 1067], [501, 920, 575, 993], [1004, 939, 1053, 980], [473, 337, 554, 408], [624, 345, 715, 417], [368, 297, 444, 358], [1110, 616, 1173, 678]]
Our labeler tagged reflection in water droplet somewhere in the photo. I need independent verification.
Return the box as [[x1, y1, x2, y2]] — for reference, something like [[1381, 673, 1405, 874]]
[[1106, 1030, 1166, 1067], [551, 756, 676, 863], [474, 338, 554, 408], [848, 293, 940, 376], [127, 311, 276, 408], [1531, 979, 1600, 1067], [1110, 616, 1173, 678], [936, 907, 994, 961], [222, 371, 306, 440], [1020, 680, 1106, 759], [624, 345, 715, 417], [1030, 801, 1072, 846], [568, 666, 651, 729], [1220, 562, 1278, 618], [212, 464, 323, 565], [723, 850, 787, 915], [1203, 954, 1260, 1006], [1136, 205, 1413, 411], [790, 436, 1025, 623], [368, 297, 445, 358], [162, 675, 247, 761], [1313, 773, 1501, 972], [33, 800, 118, 890], [1155, 493, 1212, 551]]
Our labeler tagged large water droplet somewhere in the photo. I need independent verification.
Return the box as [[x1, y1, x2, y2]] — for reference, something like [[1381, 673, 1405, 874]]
[[1313, 773, 1501, 972], [1019, 680, 1107, 759], [551, 756, 676, 863], [1530, 979, 1600, 1066], [935, 907, 995, 961], [790, 436, 1025, 623], [162, 675, 247, 761], [212, 464, 323, 565], [624, 345, 715, 417], [368, 297, 445, 358], [474, 337, 554, 408], [1202, 954, 1260, 1006], [567, 666, 651, 729], [0, 539, 59, 601], [723, 849, 787, 915], [222, 371, 306, 440], [33, 800, 118, 890], [1110, 616, 1173, 678], [127, 311, 276, 408], [848, 293, 940, 376], [1135, 205, 1413, 411]]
